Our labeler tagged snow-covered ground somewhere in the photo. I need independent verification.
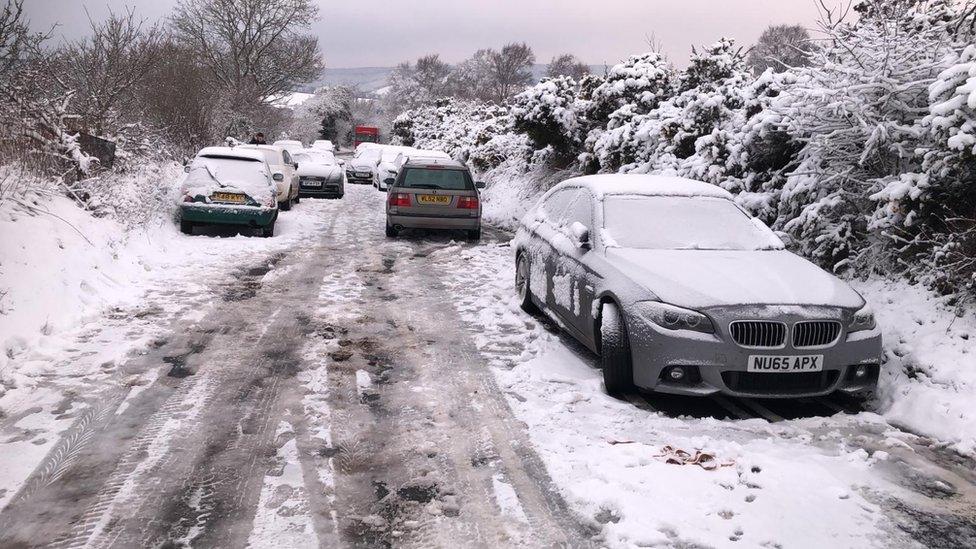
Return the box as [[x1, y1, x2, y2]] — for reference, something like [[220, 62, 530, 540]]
[[1, 173, 974, 547], [0, 177, 327, 510]]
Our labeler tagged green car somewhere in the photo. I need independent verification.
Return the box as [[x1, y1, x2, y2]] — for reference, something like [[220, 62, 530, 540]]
[[179, 147, 280, 237]]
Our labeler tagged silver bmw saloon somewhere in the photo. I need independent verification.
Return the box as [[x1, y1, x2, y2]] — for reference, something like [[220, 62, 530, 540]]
[[514, 174, 883, 399]]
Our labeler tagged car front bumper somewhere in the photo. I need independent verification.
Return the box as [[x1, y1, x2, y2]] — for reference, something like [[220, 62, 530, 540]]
[[625, 305, 883, 399], [179, 203, 277, 227], [346, 171, 373, 183], [299, 179, 344, 197]]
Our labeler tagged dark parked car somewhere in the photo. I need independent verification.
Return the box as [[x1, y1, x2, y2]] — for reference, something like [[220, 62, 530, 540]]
[[294, 150, 345, 199], [514, 174, 882, 399]]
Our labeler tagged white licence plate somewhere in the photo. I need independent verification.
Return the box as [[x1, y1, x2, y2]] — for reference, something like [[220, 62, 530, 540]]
[[303, 181, 322, 187], [748, 355, 824, 373]]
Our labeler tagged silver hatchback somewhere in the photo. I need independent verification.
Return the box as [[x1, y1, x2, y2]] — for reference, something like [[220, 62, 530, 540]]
[[514, 174, 883, 399], [384, 158, 485, 240]]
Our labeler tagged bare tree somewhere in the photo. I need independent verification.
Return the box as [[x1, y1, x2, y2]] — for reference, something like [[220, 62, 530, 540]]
[[487, 42, 535, 103], [0, 0, 37, 74], [546, 53, 589, 80], [171, 0, 324, 106], [746, 24, 813, 74], [448, 48, 493, 101], [62, 9, 161, 135], [140, 38, 218, 152], [414, 54, 451, 97]]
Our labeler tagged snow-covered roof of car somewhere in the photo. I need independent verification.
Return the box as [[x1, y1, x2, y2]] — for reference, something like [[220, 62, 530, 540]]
[[558, 174, 734, 200], [197, 146, 266, 163], [402, 157, 467, 170]]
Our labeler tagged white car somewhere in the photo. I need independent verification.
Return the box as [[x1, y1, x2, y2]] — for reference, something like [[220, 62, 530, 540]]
[[372, 146, 425, 191], [273, 139, 305, 155], [346, 146, 383, 184], [311, 140, 335, 152], [375, 149, 451, 191], [294, 150, 345, 199], [239, 145, 300, 210]]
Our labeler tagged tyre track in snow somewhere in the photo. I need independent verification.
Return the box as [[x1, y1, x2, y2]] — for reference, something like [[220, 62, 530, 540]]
[[302, 187, 593, 548], [0, 209, 341, 547]]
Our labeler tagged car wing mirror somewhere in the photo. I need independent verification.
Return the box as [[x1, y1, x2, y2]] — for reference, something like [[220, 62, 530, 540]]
[[273, 173, 284, 182], [293, 162, 299, 169], [569, 221, 590, 249], [475, 181, 486, 189], [338, 159, 345, 165]]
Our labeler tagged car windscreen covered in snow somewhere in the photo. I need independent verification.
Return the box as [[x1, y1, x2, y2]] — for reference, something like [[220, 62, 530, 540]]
[[294, 150, 336, 165], [184, 155, 274, 204], [399, 168, 473, 191], [603, 195, 783, 250]]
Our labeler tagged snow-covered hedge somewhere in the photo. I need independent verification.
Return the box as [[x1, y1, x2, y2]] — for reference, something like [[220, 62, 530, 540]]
[[391, 1, 976, 302]]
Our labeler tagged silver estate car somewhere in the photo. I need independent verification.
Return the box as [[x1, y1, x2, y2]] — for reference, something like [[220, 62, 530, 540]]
[[385, 158, 486, 240], [514, 174, 883, 399]]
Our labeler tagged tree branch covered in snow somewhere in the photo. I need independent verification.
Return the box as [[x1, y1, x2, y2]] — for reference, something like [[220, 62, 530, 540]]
[[392, 0, 976, 302]]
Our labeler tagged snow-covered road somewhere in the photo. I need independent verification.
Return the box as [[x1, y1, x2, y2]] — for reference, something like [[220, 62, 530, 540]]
[[0, 184, 974, 548]]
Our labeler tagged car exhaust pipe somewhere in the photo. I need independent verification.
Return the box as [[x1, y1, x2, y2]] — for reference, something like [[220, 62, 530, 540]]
[[393, 225, 404, 231]]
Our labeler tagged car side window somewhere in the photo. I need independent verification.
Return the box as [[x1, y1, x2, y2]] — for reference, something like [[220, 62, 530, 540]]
[[541, 190, 570, 224], [565, 191, 593, 231], [282, 150, 292, 165]]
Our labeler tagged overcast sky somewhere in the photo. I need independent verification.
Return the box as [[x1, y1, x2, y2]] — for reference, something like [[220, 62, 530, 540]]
[[25, 0, 825, 68]]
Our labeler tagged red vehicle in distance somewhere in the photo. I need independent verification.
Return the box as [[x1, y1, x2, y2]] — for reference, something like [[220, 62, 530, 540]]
[[354, 126, 380, 147]]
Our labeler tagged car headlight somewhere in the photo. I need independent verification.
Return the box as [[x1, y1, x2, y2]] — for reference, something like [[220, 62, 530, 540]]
[[848, 304, 876, 332], [635, 301, 714, 334]]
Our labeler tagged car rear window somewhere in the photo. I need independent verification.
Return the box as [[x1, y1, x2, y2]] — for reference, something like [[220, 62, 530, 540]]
[[398, 168, 473, 190]]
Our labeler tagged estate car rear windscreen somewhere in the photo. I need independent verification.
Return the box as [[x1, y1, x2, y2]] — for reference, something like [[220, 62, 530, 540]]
[[398, 168, 473, 191]]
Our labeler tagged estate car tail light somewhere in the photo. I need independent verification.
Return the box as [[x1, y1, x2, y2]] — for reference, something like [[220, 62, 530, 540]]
[[389, 193, 411, 207], [456, 196, 479, 209]]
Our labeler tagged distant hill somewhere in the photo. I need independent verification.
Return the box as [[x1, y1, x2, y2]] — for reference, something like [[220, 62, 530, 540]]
[[302, 64, 609, 94]]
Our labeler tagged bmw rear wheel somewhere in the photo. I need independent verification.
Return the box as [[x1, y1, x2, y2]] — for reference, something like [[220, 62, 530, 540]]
[[385, 223, 397, 238], [600, 301, 635, 397]]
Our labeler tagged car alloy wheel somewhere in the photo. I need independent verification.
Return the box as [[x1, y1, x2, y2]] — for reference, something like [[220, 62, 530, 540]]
[[515, 253, 537, 313]]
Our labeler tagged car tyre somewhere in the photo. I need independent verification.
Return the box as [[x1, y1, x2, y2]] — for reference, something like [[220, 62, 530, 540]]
[[466, 228, 481, 241], [294, 193, 301, 204], [385, 223, 397, 238], [180, 220, 193, 235], [261, 221, 275, 238], [600, 301, 635, 397], [515, 252, 538, 314]]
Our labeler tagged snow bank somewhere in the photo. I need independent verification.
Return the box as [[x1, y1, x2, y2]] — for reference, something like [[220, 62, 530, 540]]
[[0, 163, 321, 404], [858, 279, 976, 456]]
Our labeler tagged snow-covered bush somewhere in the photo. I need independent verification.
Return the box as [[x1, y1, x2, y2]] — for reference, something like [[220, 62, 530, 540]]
[[510, 76, 584, 159], [590, 38, 749, 176], [769, 2, 968, 272], [586, 52, 675, 123]]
